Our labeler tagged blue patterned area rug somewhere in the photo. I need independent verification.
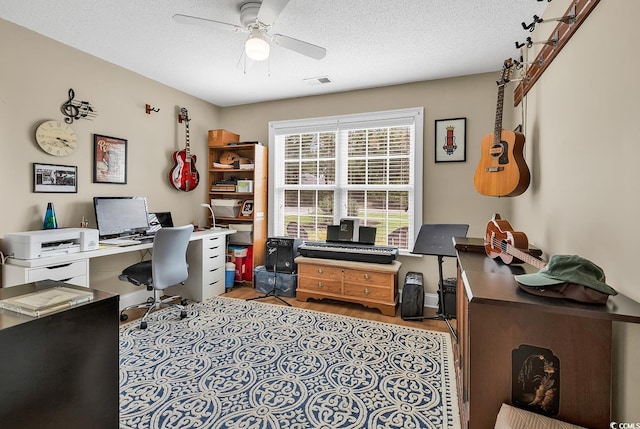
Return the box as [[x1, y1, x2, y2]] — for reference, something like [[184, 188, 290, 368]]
[[119, 297, 460, 429]]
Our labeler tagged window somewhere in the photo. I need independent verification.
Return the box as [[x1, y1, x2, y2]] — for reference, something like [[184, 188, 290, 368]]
[[269, 107, 423, 253]]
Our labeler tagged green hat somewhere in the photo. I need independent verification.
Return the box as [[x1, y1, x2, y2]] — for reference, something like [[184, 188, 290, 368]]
[[514, 254, 617, 296]]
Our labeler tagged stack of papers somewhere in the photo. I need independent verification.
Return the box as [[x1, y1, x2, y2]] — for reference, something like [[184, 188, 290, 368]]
[[0, 286, 94, 317]]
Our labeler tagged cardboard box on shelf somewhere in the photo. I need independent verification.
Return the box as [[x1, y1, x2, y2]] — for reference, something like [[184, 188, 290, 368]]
[[208, 129, 239, 147]]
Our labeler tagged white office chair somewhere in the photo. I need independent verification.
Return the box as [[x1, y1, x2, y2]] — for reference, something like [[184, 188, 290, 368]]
[[118, 224, 193, 329]]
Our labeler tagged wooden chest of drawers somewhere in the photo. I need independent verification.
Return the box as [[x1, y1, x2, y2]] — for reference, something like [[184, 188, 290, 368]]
[[295, 256, 400, 316]]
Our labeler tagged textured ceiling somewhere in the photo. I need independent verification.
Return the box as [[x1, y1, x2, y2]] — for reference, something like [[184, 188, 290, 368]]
[[1, 0, 548, 107]]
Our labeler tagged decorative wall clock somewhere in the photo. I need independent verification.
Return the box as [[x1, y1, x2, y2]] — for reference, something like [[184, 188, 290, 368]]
[[35, 120, 78, 156]]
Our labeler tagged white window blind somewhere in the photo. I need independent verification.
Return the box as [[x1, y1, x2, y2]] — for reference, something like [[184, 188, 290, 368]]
[[269, 107, 423, 253]]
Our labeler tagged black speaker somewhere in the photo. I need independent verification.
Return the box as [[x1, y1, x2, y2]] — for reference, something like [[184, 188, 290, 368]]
[[265, 237, 303, 274], [441, 277, 457, 318], [401, 272, 424, 320], [327, 225, 376, 244]]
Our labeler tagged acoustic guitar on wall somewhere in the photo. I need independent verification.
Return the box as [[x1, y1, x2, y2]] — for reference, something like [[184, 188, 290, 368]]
[[474, 59, 530, 197], [169, 107, 200, 192]]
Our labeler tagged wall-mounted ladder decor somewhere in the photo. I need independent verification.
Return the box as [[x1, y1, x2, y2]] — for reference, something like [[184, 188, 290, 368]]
[[514, 0, 601, 106]]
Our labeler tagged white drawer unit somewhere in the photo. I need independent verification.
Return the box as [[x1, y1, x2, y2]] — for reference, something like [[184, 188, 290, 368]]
[[3, 259, 90, 288], [168, 234, 226, 301]]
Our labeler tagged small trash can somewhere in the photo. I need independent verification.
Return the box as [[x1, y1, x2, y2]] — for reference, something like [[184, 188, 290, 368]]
[[225, 262, 236, 289]]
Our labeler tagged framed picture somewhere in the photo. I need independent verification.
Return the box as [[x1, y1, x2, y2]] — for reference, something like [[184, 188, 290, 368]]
[[33, 163, 78, 193], [238, 199, 254, 219], [93, 134, 127, 184], [435, 117, 466, 162]]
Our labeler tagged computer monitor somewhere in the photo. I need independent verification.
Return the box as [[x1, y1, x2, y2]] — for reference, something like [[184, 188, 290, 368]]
[[93, 197, 150, 238]]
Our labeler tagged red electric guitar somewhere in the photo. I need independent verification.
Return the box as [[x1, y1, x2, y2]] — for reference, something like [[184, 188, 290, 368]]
[[169, 107, 200, 192], [474, 59, 530, 197], [484, 213, 545, 269]]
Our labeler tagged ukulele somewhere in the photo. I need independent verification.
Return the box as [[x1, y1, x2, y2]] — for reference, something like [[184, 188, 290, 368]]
[[169, 107, 200, 192], [485, 213, 545, 268], [474, 59, 530, 197]]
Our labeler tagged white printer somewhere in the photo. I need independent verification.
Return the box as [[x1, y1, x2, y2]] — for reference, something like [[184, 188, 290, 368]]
[[4, 228, 99, 260]]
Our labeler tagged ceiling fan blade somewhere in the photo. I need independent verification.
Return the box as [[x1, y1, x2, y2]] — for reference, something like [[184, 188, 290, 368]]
[[256, 0, 291, 26], [173, 14, 246, 33], [271, 34, 327, 60]]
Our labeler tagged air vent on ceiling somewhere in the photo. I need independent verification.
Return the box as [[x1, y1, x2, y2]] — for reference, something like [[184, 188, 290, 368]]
[[303, 76, 333, 85]]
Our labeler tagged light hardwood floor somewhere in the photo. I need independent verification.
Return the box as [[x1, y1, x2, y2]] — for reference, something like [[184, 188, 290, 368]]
[[121, 285, 453, 335]]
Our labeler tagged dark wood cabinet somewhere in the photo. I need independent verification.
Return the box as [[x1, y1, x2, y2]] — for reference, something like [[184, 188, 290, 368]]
[[454, 238, 640, 429], [0, 280, 119, 429]]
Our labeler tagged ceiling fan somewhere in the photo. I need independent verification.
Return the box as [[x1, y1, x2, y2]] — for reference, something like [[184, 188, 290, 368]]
[[173, 0, 327, 62]]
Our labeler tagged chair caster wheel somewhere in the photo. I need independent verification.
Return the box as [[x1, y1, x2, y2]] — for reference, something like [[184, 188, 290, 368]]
[[120, 313, 128, 322], [180, 310, 187, 319], [139, 321, 148, 329]]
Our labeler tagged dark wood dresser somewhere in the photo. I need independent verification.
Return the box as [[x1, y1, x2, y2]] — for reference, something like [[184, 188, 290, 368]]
[[0, 280, 119, 429], [454, 237, 640, 429]]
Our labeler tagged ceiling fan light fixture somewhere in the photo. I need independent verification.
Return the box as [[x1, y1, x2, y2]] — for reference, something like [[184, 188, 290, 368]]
[[245, 29, 270, 61]]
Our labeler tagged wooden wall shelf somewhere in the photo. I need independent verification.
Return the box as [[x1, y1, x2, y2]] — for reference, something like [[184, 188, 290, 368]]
[[514, 0, 601, 106]]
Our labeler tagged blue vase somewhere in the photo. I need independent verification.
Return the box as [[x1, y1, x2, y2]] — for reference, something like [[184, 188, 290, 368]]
[[43, 202, 58, 229]]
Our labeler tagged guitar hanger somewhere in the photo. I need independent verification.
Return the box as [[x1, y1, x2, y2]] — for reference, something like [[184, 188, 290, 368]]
[[513, 0, 601, 106], [145, 104, 160, 114], [513, 54, 545, 72], [521, 5, 577, 32], [515, 30, 559, 49]]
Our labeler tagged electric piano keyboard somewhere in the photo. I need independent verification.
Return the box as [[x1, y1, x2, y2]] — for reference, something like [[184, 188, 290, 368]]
[[298, 241, 399, 264]]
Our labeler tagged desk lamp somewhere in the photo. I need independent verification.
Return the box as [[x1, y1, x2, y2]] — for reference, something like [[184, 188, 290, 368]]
[[200, 203, 217, 230]]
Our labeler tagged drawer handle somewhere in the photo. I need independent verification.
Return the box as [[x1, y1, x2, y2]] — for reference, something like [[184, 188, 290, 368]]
[[363, 288, 371, 295], [46, 263, 72, 270], [363, 273, 371, 280], [316, 282, 324, 289], [317, 268, 324, 274]]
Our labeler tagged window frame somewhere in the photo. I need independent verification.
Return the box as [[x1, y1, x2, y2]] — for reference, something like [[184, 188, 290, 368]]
[[268, 107, 423, 255]]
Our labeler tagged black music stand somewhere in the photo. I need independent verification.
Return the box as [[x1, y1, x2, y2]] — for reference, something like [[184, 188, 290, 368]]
[[247, 246, 291, 306], [408, 224, 469, 339]]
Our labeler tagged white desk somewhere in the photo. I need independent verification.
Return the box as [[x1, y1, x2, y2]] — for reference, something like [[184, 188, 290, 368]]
[[2, 229, 235, 309]]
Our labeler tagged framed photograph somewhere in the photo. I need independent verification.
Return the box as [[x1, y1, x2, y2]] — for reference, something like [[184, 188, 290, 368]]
[[238, 199, 254, 219], [33, 163, 78, 193], [435, 117, 466, 163], [93, 134, 127, 184]]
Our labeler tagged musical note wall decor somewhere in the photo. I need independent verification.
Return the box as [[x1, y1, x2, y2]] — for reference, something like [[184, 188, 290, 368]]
[[60, 88, 97, 124]]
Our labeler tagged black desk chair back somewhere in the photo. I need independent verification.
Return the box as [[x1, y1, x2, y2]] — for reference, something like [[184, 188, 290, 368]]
[[118, 224, 192, 329]]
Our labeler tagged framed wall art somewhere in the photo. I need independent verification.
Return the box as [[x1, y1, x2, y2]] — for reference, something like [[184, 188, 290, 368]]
[[93, 134, 127, 184], [33, 163, 78, 193], [435, 117, 466, 163], [238, 199, 254, 219]]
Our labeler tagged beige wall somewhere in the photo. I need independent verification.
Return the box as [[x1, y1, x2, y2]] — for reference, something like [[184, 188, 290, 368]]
[[219, 76, 514, 287], [0, 18, 221, 237], [2, 0, 639, 420], [512, 0, 640, 420]]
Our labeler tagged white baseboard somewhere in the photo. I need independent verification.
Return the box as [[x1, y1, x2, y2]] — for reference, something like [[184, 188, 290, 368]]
[[399, 288, 439, 309]]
